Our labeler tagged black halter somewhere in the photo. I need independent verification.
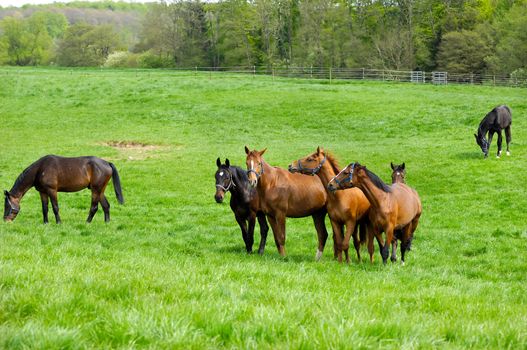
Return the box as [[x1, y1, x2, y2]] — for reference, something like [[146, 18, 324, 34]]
[[295, 155, 326, 175], [4, 195, 20, 217], [216, 168, 236, 192], [333, 163, 355, 189]]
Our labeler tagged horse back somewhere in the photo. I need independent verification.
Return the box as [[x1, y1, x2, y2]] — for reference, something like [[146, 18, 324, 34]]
[[262, 167, 327, 217], [37, 155, 112, 192], [391, 183, 421, 225], [484, 105, 511, 130]]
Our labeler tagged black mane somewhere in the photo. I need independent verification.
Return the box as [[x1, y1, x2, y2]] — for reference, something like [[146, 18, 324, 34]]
[[364, 167, 391, 193]]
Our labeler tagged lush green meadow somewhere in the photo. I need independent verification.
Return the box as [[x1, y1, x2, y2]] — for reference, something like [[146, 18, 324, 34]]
[[0, 67, 526, 349]]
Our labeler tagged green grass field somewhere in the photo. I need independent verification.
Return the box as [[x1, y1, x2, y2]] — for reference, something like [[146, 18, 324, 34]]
[[0, 67, 526, 349]]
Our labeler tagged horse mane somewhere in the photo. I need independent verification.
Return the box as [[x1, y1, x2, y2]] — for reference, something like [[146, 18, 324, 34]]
[[323, 152, 341, 174], [231, 165, 249, 184], [10, 158, 41, 194], [364, 167, 392, 193]]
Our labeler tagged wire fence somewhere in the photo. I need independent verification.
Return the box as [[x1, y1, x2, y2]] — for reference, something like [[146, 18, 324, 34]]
[[1, 65, 526, 87]]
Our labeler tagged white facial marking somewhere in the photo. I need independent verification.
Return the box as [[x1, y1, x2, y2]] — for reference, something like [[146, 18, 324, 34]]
[[396, 172, 400, 176], [251, 160, 254, 170], [219, 171, 224, 176]]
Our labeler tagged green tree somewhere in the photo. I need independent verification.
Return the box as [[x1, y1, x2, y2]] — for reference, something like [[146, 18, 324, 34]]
[[56, 23, 121, 66], [436, 30, 491, 73]]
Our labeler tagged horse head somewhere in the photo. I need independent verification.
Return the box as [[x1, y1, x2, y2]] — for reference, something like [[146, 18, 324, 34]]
[[3, 190, 20, 222], [245, 146, 266, 188], [288, 146, 326, 175], [474, 133, 489, 157], [214, 158, 234, 203], [328, 162, 362, 192], [390, 162, 406, 184]]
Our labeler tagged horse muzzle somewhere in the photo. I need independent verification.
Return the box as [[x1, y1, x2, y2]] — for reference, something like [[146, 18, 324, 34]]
[[287, 164, 298, 173], [214, 191, 225, 203]]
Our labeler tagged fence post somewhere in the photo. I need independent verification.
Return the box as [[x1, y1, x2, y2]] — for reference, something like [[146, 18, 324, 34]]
[[362, 68, 365, 79], [253, 65, 256, 76], [310, 65, 313, 79], [329, 67, 332, 84], [195, 66, 197, 75]]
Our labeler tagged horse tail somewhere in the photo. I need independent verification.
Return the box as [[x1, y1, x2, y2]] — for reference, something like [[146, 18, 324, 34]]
[[109, 162, 124, 204]]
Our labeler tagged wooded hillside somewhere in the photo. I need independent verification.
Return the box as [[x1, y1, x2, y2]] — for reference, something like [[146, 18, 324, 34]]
[[0, 0, 525, 76]]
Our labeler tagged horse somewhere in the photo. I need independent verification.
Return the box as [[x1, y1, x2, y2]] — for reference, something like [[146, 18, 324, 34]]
[[390, 162, 413, 262], [390, 162, 406, 184], [474, 105, 512, 158], [245, 146, 329, 259], [328, 162, 421, 265], [215, 158, 269, 254], [4, 155, 124, 223], [287, 147, 371, 263]]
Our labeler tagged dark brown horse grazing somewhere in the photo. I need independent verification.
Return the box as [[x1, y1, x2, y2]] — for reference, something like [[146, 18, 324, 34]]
[[215, 158, 269, 254], [328, 163, 421, 265], [474, 105, 512, 158], [4, 155, 123, 223], [288, 147, 371, 263], [245, 146, 329, 259]]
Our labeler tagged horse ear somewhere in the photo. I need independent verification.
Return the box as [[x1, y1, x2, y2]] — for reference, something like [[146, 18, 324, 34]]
[[225, 158, 230, 167], [317, 146, 321, 154], [401, 162, 405, 170], [259, 148, 267, 156], [390, 162, 395, 170], [216, 157, 221, 168], [4, 190, 9, 197], [244, 146, 250, 155]]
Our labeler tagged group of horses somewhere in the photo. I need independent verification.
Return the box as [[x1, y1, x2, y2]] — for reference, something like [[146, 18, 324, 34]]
[[2, 105, 511, 265], [215, 146, 422, 265]]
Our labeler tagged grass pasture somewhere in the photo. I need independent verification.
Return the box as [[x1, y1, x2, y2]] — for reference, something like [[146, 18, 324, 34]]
[[0, 67, 526, 349]]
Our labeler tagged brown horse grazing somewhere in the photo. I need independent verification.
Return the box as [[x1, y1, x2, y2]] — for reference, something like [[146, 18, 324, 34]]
[[4, 155, 124, 223], [288, 147, 371, 263], [245, 146, 329, 259], [328, 163, 421, 265]]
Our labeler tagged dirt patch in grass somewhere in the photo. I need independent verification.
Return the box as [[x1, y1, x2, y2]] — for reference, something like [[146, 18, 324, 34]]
[[101, 140, 176, 160]]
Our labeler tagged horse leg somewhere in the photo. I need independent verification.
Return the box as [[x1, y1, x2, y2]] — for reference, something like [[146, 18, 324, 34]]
[[505, 126, 511, 155], [329, 220, 344, 262], [86, 192, 100, 223], [274, 213, 287, 257], [312, 211, 329, 261], [343, 219, 358, 264], [382, 225, 395, 264], [235, 214, 251, 253], [39, 192, 49, 224], [497, 131, 503, 158], [247, 214, 256, 253], [266, 215, 283, 256], [47, 191, 61, 224], [391, 230, 399, 262], [256, 212, 269, 255], [100, 195, 111, 223], [400, 224, 414, 266], [487, 131, 494, 158]]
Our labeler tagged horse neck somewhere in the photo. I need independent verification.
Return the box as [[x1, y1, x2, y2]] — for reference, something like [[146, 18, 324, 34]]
[[257, 160, 276, 189], [355, 175, 389, 212], [478, 119, 489, 137], [230, 167, 251, 202], [10, 163, 39, 199], [316, 162, 338, 186]]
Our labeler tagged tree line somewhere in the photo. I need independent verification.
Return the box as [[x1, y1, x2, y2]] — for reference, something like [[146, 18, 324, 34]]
[[0, 0, 526, 76]]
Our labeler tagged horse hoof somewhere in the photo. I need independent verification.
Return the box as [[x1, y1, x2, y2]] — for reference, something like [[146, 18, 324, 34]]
[[315, 249, 323, 261], [506, 151, 511, 156], [401, 261, 405, 266]]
